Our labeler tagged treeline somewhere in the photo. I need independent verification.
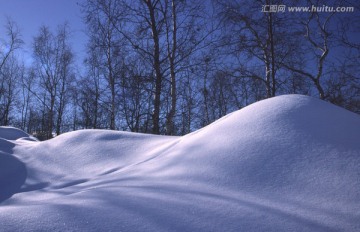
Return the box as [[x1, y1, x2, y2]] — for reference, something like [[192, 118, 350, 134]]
[[1, 0, 359, 140]]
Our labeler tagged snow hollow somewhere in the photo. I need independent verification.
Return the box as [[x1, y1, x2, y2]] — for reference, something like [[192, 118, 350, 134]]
[[0, 94, 359, 231]]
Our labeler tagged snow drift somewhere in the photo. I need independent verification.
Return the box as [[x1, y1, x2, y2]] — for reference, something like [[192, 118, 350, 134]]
[[0, 94, 359, 231]]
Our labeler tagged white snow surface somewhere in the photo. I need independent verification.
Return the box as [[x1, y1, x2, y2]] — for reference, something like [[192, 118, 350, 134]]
[[0, 94, 359, 231]]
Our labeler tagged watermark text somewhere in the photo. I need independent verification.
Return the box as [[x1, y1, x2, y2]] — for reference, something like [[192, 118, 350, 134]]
[[261, 5, 354, 13]]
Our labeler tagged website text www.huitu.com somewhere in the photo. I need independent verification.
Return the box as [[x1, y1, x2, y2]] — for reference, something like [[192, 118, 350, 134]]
[[261, 5, 355, 13]]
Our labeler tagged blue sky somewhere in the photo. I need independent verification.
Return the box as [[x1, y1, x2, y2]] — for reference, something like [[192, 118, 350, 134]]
[[0, 0, 87, 65]]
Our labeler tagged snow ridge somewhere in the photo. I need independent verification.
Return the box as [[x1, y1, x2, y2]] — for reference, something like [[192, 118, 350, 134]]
[[0, 95, 359, 231]]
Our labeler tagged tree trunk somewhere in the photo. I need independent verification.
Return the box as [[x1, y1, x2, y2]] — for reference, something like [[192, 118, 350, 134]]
[[145, 0, 162, 134], [166, 0, 177, 135], [264, 54, 272, 98], [48, 94, 55, 139], [268, 9, 276, 97]]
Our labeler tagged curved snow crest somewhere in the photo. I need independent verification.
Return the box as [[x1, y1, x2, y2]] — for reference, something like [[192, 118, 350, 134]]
[[1, 94, 360, 231], [178, 94, 360, 191], [151, 94, 360, 193], [0, 126, 35, 141], [10, 129, 178, 193]]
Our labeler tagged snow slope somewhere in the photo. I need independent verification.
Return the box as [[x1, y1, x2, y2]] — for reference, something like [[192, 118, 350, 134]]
[[0, 94, 359, 231]]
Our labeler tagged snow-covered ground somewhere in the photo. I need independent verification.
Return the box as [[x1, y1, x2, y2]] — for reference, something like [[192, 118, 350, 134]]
[[0, 94, 359, 231]]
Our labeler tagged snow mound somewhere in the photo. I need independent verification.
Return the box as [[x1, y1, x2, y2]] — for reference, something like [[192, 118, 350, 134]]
[[0, 128, 27, 203], [0, 126, 32, 140], [162, 94, 360, 195], [0, 95, 359, 231], [11, 130, 176, 192]]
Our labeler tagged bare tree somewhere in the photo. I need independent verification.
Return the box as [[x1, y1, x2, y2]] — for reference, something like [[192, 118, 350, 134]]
[[162, 0, 211, 134], [0, 18, 23, 75], [32, 23, 74, 138], [83, 0, 127, 130], [140, 0, 165, 134], [19, 68, 36, 131], [80, 49, 104, 129], [0, 19, 23, 125], [283, 11, 334, 100], [0, 55, 24, 125], [216, 0, 289, 99], [55, 24, 74, 135], [82, 0, 214, 134]]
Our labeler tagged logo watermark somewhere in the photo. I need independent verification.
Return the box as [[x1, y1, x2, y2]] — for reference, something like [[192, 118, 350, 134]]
[[261, 5, 354, 13]]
